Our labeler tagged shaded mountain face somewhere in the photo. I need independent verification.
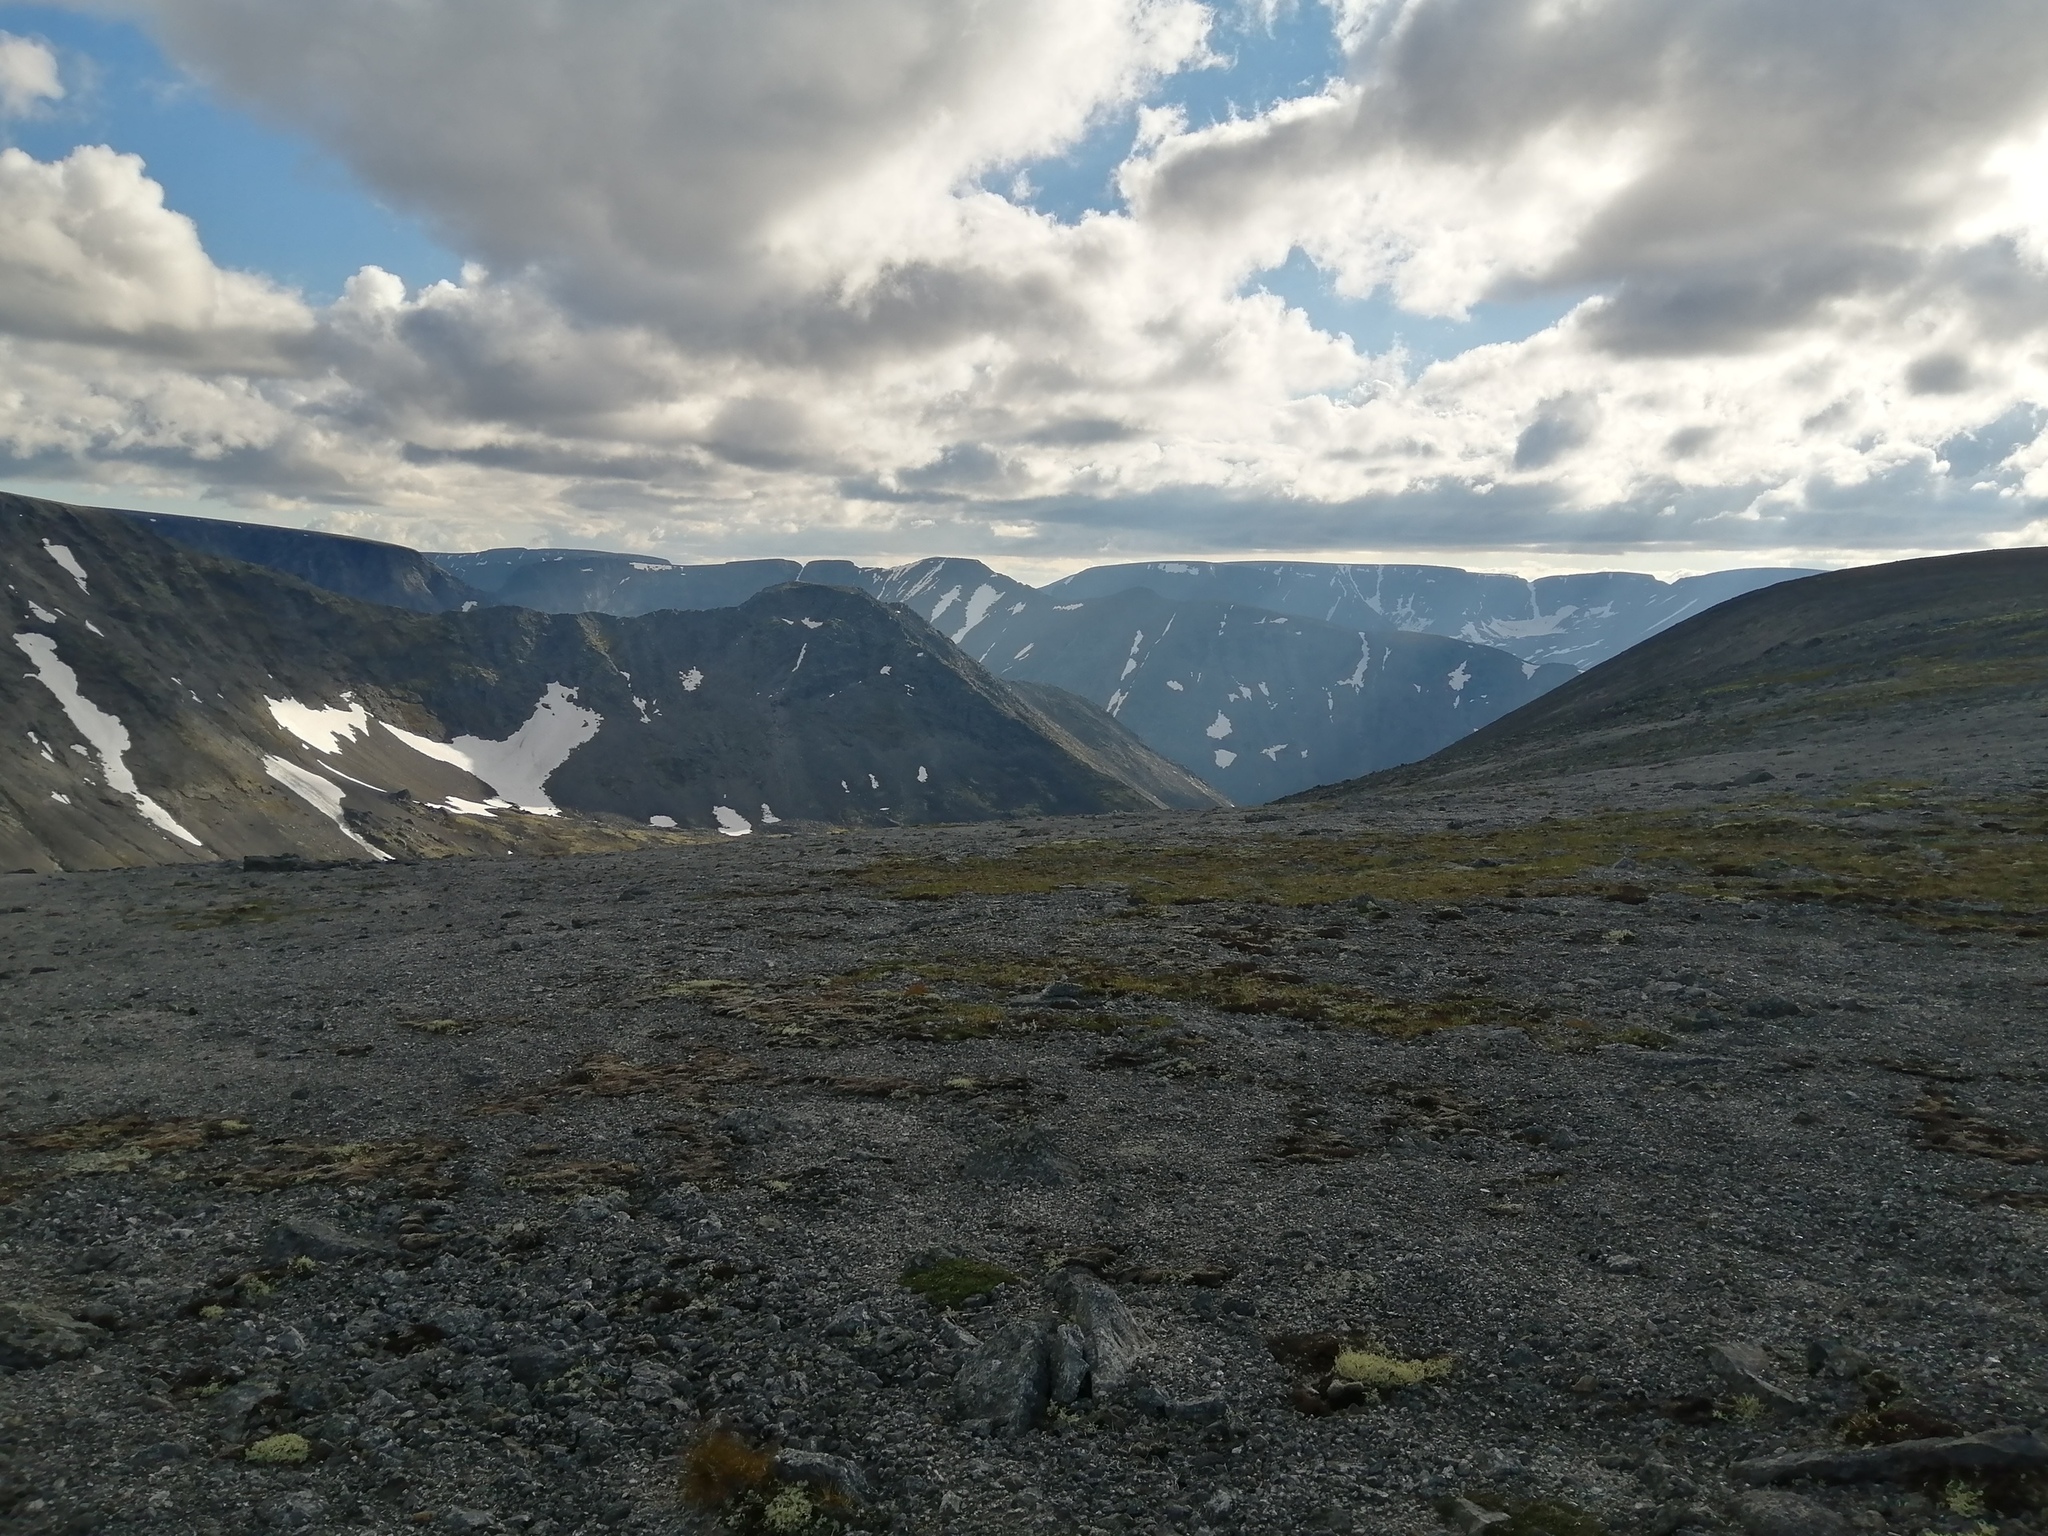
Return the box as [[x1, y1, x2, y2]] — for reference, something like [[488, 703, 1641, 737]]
[[1039, 560, 1817, 670], [2, 496, 1192, 872], [1301, 548, 2048, 802], [431, 547, 806, 617], [932, 586, 1574, 803], [123, 509, 488, 614]]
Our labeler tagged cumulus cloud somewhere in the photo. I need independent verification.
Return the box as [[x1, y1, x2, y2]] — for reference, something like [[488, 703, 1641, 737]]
[[2, 0, 2046, 569], [0, 32, 63, 118]]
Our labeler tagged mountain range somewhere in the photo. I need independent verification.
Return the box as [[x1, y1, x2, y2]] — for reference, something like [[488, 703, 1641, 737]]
[[1, 495, 1220, 873], [147, 519, 1810, 803]]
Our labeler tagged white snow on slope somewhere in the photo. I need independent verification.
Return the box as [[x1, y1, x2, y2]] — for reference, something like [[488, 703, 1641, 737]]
[[1206, 711, 1233, 740], [262, 755, 390, 859], [649, 815, 678, 828], [917, 765, 928, 783], [1213, 749, 1237, 768], [680, 668, 704, 691], [27, 602, 57, 623], [951, 584, 1003, 642], [1339, 636, 1371, 690], [1166, 680, 1183, 691], [927, 584, 964, 623], [1523, 662, 1539, 679], [42, 542, 88, 593], [1448, 662, 1471, 692], [713, 805, 753, 837], [383, 682, 600, 815], [760, 804, 782, 824], [13, 632, 202, 846], [267, 696, 372, 754]]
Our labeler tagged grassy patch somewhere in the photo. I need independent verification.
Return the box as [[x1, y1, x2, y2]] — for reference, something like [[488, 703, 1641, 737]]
[[215, 1137, 464, 1196], [652, 955, 1624, 1048], [858, 791, 2048, 936], [0, 1115, 253, 1203], [475, 1048, 756, 1114], [900, 1256, 1020, 1308]]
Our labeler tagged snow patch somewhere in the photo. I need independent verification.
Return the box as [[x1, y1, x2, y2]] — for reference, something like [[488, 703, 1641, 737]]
[[880, 665, 892, 675], [267, 696, 372, 755], [679, 668, 704, 692], [793, 643, 807, 672], [917, 765, 928, 783], [42, 542, 88, 593], [1260, 743, 1288, 761], [1166, 680, 1184, 692], [437, 797, 505, 817], [27, 602, 56, 623], [1053, 602, 1084, 611], [1205, 711, 1233, 740], [1008, 601, 1028, 616], [1155, 562, 1199, 574], [649, 815, 678, 828], [1106, 688, 1130, 716], [927, 585, 964, 623], [800, 618, 824, 629], [14, 632, 202, 846], [1338, 637, 1371, 690], [1013, 643, 1034, 661], [713, 806, 753, 837], [868, 774, 880, 789], [383, 682, 599, 815], [950, 584, 1003, 642], [1213, 749, 1237, 768], [49, 791, 69, 804], [263, 755, 390, 859], [760, 804, 781, 825], [1448, 662, 1471, 692], [1522, 662, 1539, 679]]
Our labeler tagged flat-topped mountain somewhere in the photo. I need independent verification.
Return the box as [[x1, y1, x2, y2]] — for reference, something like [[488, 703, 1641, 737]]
[[3, 496, 1217, 871]]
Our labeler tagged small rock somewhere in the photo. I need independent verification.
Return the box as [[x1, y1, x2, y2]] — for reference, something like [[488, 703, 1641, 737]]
[[773, 1449, 871, 1505], [0, 1300, 104, 1369], [438, 1510, 499, 1533], [262, 1491, 328, 1529], [129, 1440, 192, 1468], [216, 1379, 283, 1425], [1445, 1497, 1511, 1536], [951, 1320, 1051, 1433], [261, 1217, 374, 1264], [1707, 1342, 1808, 1409], [1734, 1491, 1849, 1536], [507, 1347, 571, 1386], [1652, 1501, 1720, 1535]]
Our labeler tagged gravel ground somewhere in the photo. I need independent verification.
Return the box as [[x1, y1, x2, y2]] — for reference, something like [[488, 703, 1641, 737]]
[[3, 776, 2045, 1536]]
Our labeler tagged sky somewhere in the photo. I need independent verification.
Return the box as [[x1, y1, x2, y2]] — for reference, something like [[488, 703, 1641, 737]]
[[0, 1, 2046, 583]]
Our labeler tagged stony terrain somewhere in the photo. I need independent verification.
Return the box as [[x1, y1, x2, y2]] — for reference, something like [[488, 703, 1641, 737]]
[[3, 746, 2046, 1536], [5, 545, 2046, 1536]]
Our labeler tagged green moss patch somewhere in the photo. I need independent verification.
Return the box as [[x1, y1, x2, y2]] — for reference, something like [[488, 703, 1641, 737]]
[[900, 1256, 1020, 1309]]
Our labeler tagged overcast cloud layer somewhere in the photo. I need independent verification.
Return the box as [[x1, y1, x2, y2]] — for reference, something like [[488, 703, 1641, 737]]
[[2, 0, 2047, 570]]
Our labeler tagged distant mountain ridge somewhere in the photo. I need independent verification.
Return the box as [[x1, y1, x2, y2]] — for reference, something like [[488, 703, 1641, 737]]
[[4, 496, 1218, 871], [124, 511, 1817, 804]]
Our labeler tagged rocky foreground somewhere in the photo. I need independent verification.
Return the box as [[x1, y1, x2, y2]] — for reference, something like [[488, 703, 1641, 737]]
[[2, 773, 2046, 1536]]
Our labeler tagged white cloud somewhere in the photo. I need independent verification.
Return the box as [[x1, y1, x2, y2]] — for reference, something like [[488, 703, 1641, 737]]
[[1, 0, 2045, 570], [0, 32, 63, 119]]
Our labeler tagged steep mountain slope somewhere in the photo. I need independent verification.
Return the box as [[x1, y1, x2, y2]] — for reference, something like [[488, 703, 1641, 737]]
[[122, 509, 487, 614], [1041, 560, 1815, 670], [1299, 548, 2048, 801], [939, 586, 1574, 802], [2, 496, 1192, 871]]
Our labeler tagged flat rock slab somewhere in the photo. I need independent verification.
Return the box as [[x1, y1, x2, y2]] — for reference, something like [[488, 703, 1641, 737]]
[[1734, 1426, 2048, 1485], [0, 1300, 103, 1370]]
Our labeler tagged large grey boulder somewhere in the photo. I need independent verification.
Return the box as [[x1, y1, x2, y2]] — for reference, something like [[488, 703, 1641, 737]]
[[951, 1320, 1051, 1433], [1050, 1268, 1146, 1396]]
